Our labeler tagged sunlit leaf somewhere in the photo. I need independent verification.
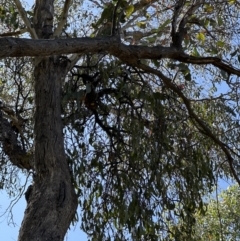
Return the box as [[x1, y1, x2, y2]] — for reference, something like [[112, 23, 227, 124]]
[[136, 21, 146, 29], [125, 5, 134, 18], [204, 4, 214, 13], [196, 32, 205, 42], [228, 0, 236, 5], [217, 40, 225, 48]]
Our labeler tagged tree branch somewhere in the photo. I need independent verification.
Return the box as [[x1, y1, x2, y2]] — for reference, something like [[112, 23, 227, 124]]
[[0, 110, 33, 170], [1, 37, 240, 77], [131, 62, 240, 186], [13, 0, 38, 39], [171, 0, 185, 48], [53, 0, 72, 37], [0, 28, 28, 37]]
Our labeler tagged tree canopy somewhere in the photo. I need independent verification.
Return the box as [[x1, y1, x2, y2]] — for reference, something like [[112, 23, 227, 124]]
[[193, 184, 240, 241], [0, 0, 240, 240]]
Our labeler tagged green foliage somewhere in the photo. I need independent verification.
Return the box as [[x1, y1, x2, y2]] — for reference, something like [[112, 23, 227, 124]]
[[1, 0, 240, 240], [61, 60, 221, 240], [0, 4, 20, 30], [193, 184, 240, 241], [125, 5, 134, 19]]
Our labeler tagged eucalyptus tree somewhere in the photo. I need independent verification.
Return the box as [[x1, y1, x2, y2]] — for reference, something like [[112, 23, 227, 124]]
[[1, 0, 240, 240]]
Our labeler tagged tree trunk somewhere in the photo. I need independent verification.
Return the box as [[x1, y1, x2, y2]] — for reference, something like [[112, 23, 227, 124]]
[[18, 57, 78, 241]]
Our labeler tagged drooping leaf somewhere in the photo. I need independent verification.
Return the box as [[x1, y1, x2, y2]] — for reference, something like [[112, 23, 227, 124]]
[[158, 19, 171, 32], [125, 5, 134, 18]]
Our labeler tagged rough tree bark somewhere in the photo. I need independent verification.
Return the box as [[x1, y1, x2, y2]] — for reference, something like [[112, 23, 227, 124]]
[[16, 0, 78, 240], [17, 57, 78, 241]]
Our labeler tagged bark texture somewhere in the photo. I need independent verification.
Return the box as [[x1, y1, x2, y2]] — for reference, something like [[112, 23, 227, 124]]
[[0, 37, 240, 76], [17, 0, 78, 239], [18, 57, 78, 241], [0, 108, 32, 170]]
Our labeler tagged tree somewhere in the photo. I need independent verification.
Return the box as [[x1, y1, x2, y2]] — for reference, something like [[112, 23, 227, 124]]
[[193, 184, 240, 241], [0, 0, 240, 240]]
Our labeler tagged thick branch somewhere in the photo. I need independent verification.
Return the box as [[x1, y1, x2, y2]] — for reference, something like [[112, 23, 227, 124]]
[[0, 110, 32, 170], [171, 0, 185, 48], [177, 53, 240, 75], [171, 0, 204, 48], [1, 37, 240, 76], [0, 37, 118, 57]]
